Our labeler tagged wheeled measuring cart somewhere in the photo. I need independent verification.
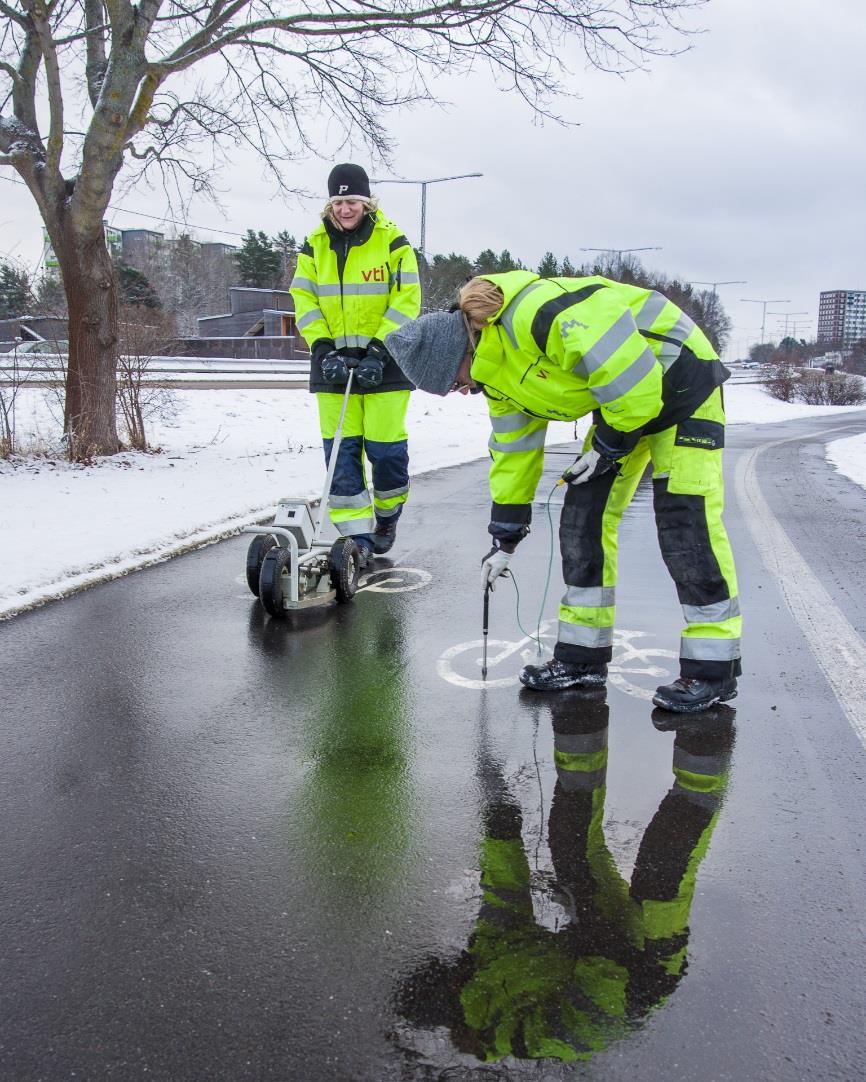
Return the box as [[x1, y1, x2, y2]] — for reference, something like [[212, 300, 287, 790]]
[[242, 364, 363, 615]]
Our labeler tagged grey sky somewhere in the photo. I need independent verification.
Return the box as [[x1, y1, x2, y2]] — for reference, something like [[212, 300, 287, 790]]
[[2, 0, 863, 358]]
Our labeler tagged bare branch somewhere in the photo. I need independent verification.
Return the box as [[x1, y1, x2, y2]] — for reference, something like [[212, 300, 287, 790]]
[[83, 0, 107, 104], [20, 0, 63, 176], [0, 1, 27, 26]]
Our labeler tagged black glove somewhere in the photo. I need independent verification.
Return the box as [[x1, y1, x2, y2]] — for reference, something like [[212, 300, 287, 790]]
[[356, 354, 385, 389], [321, 351, 350, 384], [356, 339, 390, 389]]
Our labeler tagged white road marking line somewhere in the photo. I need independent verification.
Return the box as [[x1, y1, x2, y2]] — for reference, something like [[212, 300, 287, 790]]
[[735, 430, 866, 749]]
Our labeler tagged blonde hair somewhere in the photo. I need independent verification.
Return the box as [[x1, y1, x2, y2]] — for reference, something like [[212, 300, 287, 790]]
[[321, 195, 379, 230], [458, 277, 505, 333]]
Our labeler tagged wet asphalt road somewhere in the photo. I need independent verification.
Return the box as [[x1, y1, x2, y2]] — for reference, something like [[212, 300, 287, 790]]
[[2, 412, 866, 1081]]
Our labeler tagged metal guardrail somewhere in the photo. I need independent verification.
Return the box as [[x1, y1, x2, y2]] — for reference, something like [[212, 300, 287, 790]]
[[0, 353, 311, 380]]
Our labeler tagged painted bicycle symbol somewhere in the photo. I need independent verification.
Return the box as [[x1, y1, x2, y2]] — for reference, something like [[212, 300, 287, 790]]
[[357, 566, 432, 593], [436, 620, 677, 700]]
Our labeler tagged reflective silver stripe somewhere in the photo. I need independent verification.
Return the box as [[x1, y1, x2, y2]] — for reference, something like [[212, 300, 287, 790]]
[[558, 621, 614, 648], [374, 485, 409, 499], [563, 585, 616, 609], [336, 517, 374, 536], [635, 291, 669, 330], [296, 309, 324, 331], [314, 282, 390, 297], [673, 748, 728, 776], [290, 276, 318, 294], [344, 282, 391, 296], [669, 311, 696, 343], [499, 282, 546, 348], [671, 783, 721, 810], [555, 731, 608, 756], [383, 307, 412, 326], [329, 492, 372, 509], [490, 411, 534, 434], [680, 636, 741, 661], [592, 347, 657, 403], [682, 597, 741, 624], [578, 313, 638, 374], [656, 340, 683, 371], [488, 429, 547, 454], [557, 766, 606, 792], [374, 506, 400, 518], [335, 334, 372, 349], [390, 271, 420, 284]]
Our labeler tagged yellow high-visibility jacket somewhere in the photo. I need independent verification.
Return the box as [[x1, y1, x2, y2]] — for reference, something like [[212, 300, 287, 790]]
[[470, 271, 728, 544], [291, 210, 421, 394]]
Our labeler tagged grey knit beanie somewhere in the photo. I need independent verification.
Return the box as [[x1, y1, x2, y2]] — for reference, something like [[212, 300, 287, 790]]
[[385, 311, 469, 396]]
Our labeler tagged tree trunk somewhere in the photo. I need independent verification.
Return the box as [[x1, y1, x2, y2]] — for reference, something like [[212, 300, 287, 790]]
[[58, 227, 120, 459]]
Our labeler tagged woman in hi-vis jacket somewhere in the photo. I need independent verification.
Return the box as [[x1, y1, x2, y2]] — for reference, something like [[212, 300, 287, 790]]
[[385, 271, 741, 714], [290, 164, 421, 564]]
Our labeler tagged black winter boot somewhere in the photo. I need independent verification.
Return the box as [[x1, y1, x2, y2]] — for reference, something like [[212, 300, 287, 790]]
[[355, 542, 375, 571], [519, 658, 608, 692], [372, 518, 397, 555], [652, 677, 737, 714]]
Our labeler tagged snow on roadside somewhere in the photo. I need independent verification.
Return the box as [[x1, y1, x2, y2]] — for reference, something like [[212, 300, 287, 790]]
[[827, 433, 866, 489], [0, 387, 576, 619], [1, 382, 865, 620]]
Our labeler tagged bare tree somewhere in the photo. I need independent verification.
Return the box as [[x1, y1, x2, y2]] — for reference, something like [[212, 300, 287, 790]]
[[116, 304, 176, 450], [1, 0, 700, 459]]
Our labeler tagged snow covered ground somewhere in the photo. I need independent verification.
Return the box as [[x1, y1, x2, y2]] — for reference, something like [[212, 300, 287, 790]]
[[1, 382, 865, 619]]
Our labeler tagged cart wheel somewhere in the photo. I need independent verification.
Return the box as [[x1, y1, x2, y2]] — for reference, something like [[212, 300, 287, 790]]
[[245, 533, 277, 595], [329, 539, 360, 604], [259, 546, 292, 616]]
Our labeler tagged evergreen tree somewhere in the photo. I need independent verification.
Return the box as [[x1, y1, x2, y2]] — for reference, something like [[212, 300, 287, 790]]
[[273, 230, 298, 290], [560, 256, 576, 277], [117, 262, 162, 309], [0, 261, 34, 318], [424, 252, 474, 311], [497, 249, 521, 271], [234, 230, 281, 288], [537, 252, 559, 278]]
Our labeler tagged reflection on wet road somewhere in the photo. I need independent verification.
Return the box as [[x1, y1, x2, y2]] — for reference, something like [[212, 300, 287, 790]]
[[395, 691, 734, 1066], [2, 419, 866, 1081]]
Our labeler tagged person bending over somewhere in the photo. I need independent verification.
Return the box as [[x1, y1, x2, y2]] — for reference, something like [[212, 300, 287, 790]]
[[385, 271, 741, 714]]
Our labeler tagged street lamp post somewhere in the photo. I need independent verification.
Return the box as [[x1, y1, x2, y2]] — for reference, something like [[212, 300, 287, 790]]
[[740, 297, 790, 345], [581, 246, 661, 269], [693, 279, 747, 295], [768, 310, 808, 338], [369, 172, 483, 256]]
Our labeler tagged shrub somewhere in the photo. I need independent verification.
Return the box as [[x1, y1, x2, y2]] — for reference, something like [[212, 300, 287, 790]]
[[797, 371, 865, 406], [761, 364, 798, 402]]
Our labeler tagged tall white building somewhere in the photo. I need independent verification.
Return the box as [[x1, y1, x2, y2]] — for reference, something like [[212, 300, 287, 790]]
[[817, 289, 866, 345]]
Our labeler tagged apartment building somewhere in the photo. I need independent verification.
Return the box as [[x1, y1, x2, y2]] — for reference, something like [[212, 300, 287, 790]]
[[817, 289, 866, 345]]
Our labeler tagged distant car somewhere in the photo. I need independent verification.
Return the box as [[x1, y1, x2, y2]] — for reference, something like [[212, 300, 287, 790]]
[[741, 362, 759, 369]]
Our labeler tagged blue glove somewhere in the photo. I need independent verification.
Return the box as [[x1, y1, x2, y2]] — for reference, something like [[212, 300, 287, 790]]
[[321, 351, 350, 384], [356, 354, 385, 389]]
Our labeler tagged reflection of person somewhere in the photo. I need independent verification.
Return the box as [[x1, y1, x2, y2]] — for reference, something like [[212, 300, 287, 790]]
[[396, 692, 735, 1063], [294, 602, 415, 906], [385, 272, 741, 713], [290, 164, 421, 565]]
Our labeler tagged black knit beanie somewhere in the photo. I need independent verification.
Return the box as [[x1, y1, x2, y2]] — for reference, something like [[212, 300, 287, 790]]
[[327, 163, 371, 199]]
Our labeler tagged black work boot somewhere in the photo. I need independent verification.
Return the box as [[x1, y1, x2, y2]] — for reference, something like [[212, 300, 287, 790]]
[[652, 677, 737, 714], [519, 658, 608, 692], [372, 518, 397, 555], [355, 542, 375, 571]]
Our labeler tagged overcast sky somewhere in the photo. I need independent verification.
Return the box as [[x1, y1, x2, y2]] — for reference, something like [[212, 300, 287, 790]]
[[2, 0, 864, 358]]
